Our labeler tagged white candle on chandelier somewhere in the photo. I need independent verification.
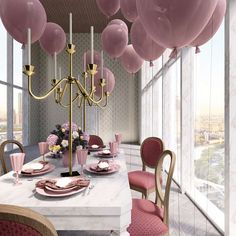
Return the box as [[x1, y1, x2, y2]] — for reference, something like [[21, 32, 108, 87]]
[[27, 28, 31, 65], [83, 53, 86, 72], [69, 13, 72, 44], [54, 52, 57, 79], [101, 50, 104, 78], [90, 26, 94, 64]]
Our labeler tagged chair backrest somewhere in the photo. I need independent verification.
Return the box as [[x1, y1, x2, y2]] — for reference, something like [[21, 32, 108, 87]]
[[0, 140, 24, 174], [0, 204, 57, 236], [141, 137, 164, 169], [155, 150, 176, 227], [88, 135, 104, 147]]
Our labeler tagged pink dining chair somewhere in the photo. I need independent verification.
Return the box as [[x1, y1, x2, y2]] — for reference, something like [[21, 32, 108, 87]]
[[128, 150, 176, 236], [128, 137, 164, 199], [0, 140, 25, 174], [88, 135, 104, 147], [0, 204, 57, 236]]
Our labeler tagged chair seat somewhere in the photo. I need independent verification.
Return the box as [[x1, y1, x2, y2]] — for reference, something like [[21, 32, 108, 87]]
[[128, 170, 155, 191], [0, 220, 41, 236], [127, 199, 168, 236]]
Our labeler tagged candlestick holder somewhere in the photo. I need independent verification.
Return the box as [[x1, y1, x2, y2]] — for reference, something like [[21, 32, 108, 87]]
[[23, 43, 109, 176]]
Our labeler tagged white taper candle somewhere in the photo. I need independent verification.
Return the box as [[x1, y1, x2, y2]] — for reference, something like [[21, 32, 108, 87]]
[[54, 52, 57, 79], [83, 53, 86, 72], [101, 50, 104, 78], [69, 13, 72, 44], [27, 28, 31, 65], [90, 26, 94, 64]]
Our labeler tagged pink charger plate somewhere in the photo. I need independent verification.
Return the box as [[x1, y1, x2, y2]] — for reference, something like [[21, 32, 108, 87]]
[[21, 163, 55, 176], [85, 163, 120, 175], [35, 186, 85, 197]]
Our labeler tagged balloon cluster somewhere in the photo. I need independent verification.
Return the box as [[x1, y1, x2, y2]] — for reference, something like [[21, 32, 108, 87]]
[[0, 0, 66, 56], [97, 0, 226, 74]]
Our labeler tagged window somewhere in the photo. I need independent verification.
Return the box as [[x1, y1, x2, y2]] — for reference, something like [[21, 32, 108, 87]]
[[0, 20, 28, 148], [193, 23, 225, 228], [141, 57, 163, 141]]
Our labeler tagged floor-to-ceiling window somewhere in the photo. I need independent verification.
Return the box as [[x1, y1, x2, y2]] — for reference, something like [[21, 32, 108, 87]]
[[193, 22, 225, 228], [0, 20, 28, 147]]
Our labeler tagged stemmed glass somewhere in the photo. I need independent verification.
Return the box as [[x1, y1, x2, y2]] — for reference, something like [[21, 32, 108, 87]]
[[10, 153, 25, 185], [38, 142, 48, 162], [76, 148, 88, 176], [109, 141, 118, 163], [115, 133, 122, 153]]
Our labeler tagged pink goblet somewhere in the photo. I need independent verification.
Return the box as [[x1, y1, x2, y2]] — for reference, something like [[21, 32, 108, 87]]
[[76, 149, 88, 175], [115, 133, 122, 152], [109, 141, 118, 161], [10, 153, 25, 185], [38, 142, 48, 162]]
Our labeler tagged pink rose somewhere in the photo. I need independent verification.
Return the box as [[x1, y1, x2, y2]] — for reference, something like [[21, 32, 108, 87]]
[[62, 122, 78, 132], [47, 134, 58, 146]]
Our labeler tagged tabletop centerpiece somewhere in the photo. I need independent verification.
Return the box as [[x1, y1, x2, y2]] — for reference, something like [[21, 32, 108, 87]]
[[47, 122, 87, 167]]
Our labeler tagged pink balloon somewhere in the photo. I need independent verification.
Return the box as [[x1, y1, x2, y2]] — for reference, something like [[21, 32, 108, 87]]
[[136, 0, 218, 49], [120, 0, 138, 22], [96, 0, 120, 17], [83, 50, 101, 67], [94, 67, 115, 97], [191, 0, 226, 48], [120, 44, 144, 74], [0, 0, 47, 44], [108, 19, 128, 32], [101, 24, 128, 59], [39, 22, 66, 56], [131, 18, 165, 62]]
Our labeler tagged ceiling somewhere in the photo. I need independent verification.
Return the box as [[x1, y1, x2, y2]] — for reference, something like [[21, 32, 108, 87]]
[[39, 0, 131, 33]]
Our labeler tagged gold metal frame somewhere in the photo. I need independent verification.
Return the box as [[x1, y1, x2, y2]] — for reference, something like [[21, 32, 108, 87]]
[[23, 43, 109, 176]]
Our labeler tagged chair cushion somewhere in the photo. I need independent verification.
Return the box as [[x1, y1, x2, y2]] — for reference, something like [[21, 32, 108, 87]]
[[0, 220, 41, 236], [127, 199, 168, 236], [128, 171, 155, 191]]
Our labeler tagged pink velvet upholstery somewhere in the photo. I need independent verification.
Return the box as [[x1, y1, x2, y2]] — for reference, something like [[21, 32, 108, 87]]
[[127, 199, 168, 236], [128, 171, 155, 190], [88, 135, 104, 147], [141, 137, 163, 167], [0, 220, 42, 236]]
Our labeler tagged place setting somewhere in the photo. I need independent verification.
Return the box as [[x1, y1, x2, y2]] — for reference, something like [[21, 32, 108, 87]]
[[34, 176, 90, 198]]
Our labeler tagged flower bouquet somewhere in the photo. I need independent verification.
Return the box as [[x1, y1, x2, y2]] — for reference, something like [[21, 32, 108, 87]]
[[46, 122, 87, 158]]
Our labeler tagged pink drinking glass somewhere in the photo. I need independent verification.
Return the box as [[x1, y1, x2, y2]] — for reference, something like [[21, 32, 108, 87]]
[[115, 133, 122, 152], [10, 153, 25, 185], [109, 141, 118, 162], [38, 142, 48, 162], [76, 149, 88, 175]]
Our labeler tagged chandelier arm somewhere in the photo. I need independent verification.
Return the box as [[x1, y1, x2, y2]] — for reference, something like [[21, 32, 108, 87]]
[[77, 95, 83, 108], [28, 76, 67, 100], [58, 93, 80, 108]]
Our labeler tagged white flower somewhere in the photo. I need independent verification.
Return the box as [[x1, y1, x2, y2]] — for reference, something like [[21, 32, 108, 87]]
[[72, 131, 79, 139], [61, 140, 69, 147]]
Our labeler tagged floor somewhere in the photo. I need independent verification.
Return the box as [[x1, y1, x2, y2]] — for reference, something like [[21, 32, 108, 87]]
[[1, 145, 222, 236]]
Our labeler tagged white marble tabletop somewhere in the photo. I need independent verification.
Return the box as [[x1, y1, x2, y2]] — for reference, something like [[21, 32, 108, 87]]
[[0, 151, 132, 235]]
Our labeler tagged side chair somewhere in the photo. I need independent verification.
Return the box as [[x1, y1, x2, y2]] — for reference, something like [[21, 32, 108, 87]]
[[128, 137, 164, 199], [128, 150, 176, 236], [0, 140, 24, 174], [0, 204, 57, 236]]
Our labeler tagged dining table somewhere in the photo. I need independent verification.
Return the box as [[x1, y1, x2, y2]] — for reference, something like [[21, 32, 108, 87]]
[[0, 150, 132, 236]]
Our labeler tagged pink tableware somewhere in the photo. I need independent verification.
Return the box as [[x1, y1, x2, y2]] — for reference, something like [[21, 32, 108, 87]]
[[21, 163, 55, 176], [10, 153, 25, 185], [115, 133, 122, 152], [38, 142, 49, 162], [109, 141, 118, 155], [77, 149, 88, 175], [85, 163, 120, 175]]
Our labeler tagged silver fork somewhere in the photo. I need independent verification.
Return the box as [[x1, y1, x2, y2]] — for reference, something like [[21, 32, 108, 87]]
[[87, 184, 95, 195]]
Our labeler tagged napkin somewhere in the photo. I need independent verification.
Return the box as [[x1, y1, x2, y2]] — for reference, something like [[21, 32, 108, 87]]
[[36, 177, 90, 190], [95, 160, 110, 172], [91, 144, 99, 149], [21, 161, 48, 174]]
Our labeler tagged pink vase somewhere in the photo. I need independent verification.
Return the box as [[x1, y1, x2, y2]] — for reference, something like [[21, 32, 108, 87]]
[[62, 151, 76, 167]]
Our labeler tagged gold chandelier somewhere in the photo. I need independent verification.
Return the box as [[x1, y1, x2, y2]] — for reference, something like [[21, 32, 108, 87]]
[[23, 13, 109, 176]]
